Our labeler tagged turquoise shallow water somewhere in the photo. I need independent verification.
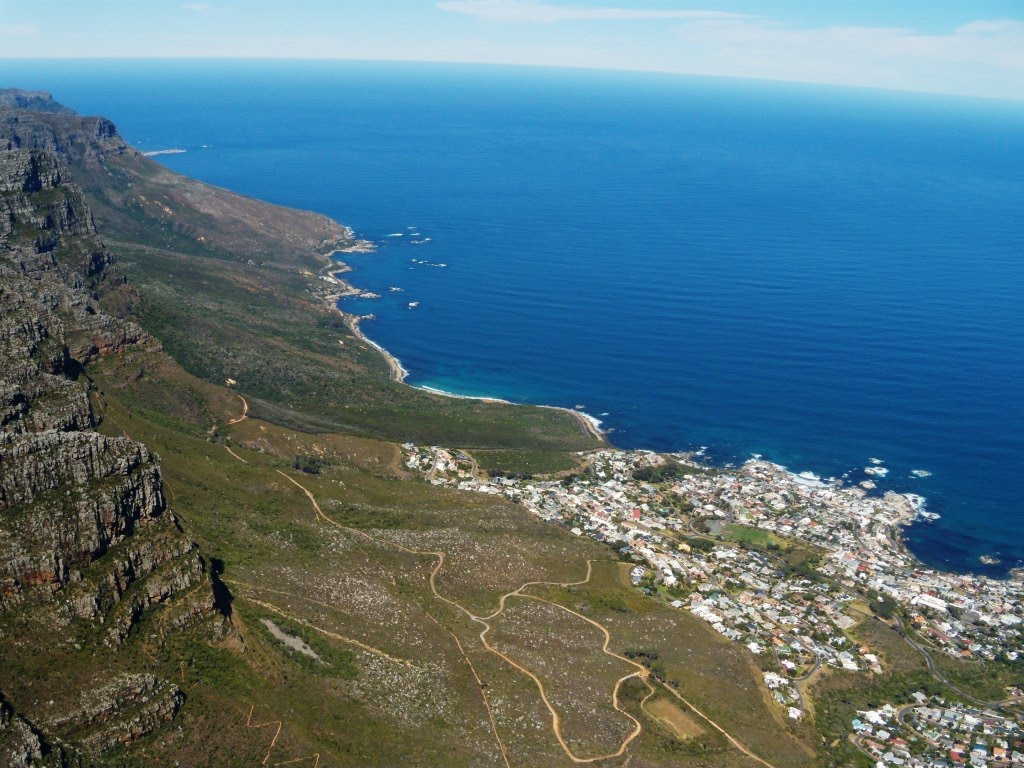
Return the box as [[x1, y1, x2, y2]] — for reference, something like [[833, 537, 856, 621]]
[[9, 60, 1024, 576]]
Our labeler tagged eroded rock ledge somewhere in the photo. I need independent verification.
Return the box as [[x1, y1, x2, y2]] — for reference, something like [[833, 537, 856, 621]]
[[0, 107, 227, 763]]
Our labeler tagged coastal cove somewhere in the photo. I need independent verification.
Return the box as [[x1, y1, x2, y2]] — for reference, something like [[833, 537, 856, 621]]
[[13, 59, 1024, 577], [319, 244, 607, 443]]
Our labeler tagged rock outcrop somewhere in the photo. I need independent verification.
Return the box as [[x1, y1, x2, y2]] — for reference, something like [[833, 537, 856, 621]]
[[0, 110, 126, 163], [0, 89, 76, 116], [0, 102, 227, 763], [44, 674, 183, 756], [0, 693, 78, 768]]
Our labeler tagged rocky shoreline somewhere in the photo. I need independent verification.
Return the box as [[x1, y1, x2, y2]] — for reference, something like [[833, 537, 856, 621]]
[[312, 240, 608, 441]]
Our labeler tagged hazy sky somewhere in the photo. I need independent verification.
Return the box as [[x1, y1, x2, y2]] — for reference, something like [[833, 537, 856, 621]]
[[3, 1, 1024, 99]]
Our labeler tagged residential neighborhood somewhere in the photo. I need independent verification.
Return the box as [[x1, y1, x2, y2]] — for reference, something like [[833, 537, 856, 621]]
[[403, 443, 1024, 744], [852, 695, 1024, 767]]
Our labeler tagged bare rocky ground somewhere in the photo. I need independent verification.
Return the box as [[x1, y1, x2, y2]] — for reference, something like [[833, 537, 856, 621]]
[[0, 131, 227, 765]]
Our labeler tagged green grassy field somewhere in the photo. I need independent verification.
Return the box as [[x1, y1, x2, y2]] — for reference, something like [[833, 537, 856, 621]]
[[722, 524, 788, 549], [472, 449, 583, 477]]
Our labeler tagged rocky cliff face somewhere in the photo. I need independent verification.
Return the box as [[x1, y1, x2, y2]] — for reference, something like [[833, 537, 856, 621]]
[[0, 113, 226, 764], [0, 90, 76, 116], [0, 692, 77, 768], [0, 94, 350, 271], [0, 110, 126, 164]]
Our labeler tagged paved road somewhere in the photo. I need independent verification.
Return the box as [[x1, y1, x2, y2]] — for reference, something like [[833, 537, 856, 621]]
[[890, 615, 1008, 710]]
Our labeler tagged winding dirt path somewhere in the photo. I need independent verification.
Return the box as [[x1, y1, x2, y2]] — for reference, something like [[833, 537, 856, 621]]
[[657, 682, 779, 768], [272, 470, 647, 762], [211, 391, 634, 763], [261, 468, 778, 767], [209, 394, 780, 765], [215, 392, 251, 464], [225, 446, 249, 464], [425, 611, 512, 768], [246, 704, 321, 767], [227, 393, 249, 425], [480, 590, 655, 764]]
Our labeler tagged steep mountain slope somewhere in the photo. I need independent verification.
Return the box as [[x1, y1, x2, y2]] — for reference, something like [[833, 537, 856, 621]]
[[0, 89, 75, 115], [1, 93, 818, 767], [0, 100, 599, 456], [0, 145, 229, 764]]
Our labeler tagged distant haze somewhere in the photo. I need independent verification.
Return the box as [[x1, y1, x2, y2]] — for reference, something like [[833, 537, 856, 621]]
[[2, 0, 1024, 100]]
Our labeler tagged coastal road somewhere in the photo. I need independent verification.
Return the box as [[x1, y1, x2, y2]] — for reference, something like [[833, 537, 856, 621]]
[[572, 411, 604, 442], [455, 449, 481, 479], [890, 616, 1005, 710], [893, 615, 943, 678], [850, 732, 879, 763], [896, 704, 931, 743], [794, 655, 821, 683]]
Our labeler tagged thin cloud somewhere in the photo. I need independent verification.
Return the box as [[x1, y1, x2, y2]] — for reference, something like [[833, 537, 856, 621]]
[[0, 23, 40, 37], [667, 17, 1024, 96], [437, 0, 750, 23], [181, 3, 213, 12]]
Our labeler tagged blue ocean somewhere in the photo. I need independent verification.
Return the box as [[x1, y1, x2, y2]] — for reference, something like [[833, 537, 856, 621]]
[[8, 60, 1024, 576]]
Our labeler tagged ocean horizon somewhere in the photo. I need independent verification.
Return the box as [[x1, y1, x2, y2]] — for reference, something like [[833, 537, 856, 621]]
[[9, 59, 1024, 577]]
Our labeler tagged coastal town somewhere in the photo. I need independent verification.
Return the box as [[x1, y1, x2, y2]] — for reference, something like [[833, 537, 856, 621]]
[[850, 695, 1024, 766], [403, 442, 1024, 762]]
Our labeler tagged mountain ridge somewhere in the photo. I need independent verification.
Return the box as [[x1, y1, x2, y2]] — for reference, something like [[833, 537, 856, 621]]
[[0, 127, 231, 765], [0, 89, 893, 768]]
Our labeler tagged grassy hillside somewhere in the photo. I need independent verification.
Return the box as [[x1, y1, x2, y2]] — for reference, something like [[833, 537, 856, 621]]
[[36, 121, 598, 453], [83, 343, 817, 767], [2, 101, 821, 766]]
